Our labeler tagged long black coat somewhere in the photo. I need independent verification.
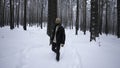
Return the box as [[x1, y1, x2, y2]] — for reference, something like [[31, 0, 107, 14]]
[[51, 25, 65, 44]]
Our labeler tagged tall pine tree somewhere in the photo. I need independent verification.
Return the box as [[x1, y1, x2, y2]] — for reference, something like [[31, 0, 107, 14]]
[[90, 0, 99, 41], [10, 0, 14, 29], [47, 0, 57, 37], [23, 0, 27, 30], [117, 0, 120, 38], [75, 0, 79, 35]]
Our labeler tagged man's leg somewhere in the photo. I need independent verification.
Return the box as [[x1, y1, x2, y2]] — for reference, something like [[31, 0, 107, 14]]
[[56, 44, 60, 61], [52, 43, 57, 53]]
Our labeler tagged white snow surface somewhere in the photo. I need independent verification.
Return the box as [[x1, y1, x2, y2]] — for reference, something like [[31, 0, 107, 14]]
[[0, 26, 120, 68]]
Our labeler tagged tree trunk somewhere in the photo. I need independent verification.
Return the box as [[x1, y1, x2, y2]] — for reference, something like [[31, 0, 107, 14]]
[[117, 0, 120, 38], [90, 0, 99, 41], [23, 0, 27, 30], [0, 0, 5, 27], [40, 2, 44, 29], [83, 0, 87, 34], [75, 0, 79, 35], [98, 0, 103, 35], [17, 0, 20, 27], [10, 0, 14, 29], [0, 0, 3, 27], [105, 1, 109, 35], [47, 0, 57, 37]]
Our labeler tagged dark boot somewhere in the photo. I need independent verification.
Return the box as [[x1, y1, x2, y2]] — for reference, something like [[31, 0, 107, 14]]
[[56, 56, 59, 61], [56, 49, 60, 61]]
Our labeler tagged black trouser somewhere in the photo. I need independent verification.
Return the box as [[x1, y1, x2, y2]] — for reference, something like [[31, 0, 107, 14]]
[[52, 42, 60, 60]]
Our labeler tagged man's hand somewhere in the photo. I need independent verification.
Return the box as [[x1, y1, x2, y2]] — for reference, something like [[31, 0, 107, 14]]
[[60, 44, 64, 47], [49, 42, 51, 46], [49, 40, 52, 46]]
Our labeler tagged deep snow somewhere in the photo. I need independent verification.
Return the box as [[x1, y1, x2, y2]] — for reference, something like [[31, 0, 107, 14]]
[[0, 26, 120, 68]]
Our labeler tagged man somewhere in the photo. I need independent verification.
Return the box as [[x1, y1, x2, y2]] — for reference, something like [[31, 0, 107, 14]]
[[50, 18, 66, 61]]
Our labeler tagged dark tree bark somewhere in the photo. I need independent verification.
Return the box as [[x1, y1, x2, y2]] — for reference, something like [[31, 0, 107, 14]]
[[83, 0, 87, 35], [90, 0, 99, 41], [16, 0, 20, 27], [47, 0, 57, 36], [117, 0, 120, 38], [0, 0, 1, 23], [105, 0, 109, 35], [98, 0, 103, 35], [40, 0, 44, 29], [10, 0, 14, 29], [3, 0, 5, 26], [75, 0, 79, 35], [0, 0, 3, 27], [0, 0, 5, 27], [23, 0, 27, 30]]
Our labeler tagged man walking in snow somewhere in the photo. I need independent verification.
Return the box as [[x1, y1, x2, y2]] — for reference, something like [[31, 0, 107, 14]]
[[50, 18, 66, 61]]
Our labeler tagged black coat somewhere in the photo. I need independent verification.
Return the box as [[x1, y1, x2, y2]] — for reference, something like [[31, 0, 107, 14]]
[[51, 25, 65, 44]]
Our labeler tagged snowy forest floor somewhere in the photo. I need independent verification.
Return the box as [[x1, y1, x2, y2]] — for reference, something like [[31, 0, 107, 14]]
[[0, 26, 120, 68]]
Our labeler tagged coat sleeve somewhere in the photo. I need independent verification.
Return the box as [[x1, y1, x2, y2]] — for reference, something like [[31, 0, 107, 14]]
[[61, 27, 66, 44], [50, 26, 56, 42]]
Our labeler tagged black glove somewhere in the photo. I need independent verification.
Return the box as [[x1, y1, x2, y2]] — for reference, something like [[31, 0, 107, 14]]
[[60, 44, 64, 47], [49, 40, 52, 46]]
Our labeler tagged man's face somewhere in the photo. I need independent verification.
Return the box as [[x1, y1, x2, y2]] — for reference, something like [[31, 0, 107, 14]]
[[55, 18, 61, 25]]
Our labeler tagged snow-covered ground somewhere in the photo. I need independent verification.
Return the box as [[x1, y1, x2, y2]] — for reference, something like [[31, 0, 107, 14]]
[[0, 26, 120, 68]]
